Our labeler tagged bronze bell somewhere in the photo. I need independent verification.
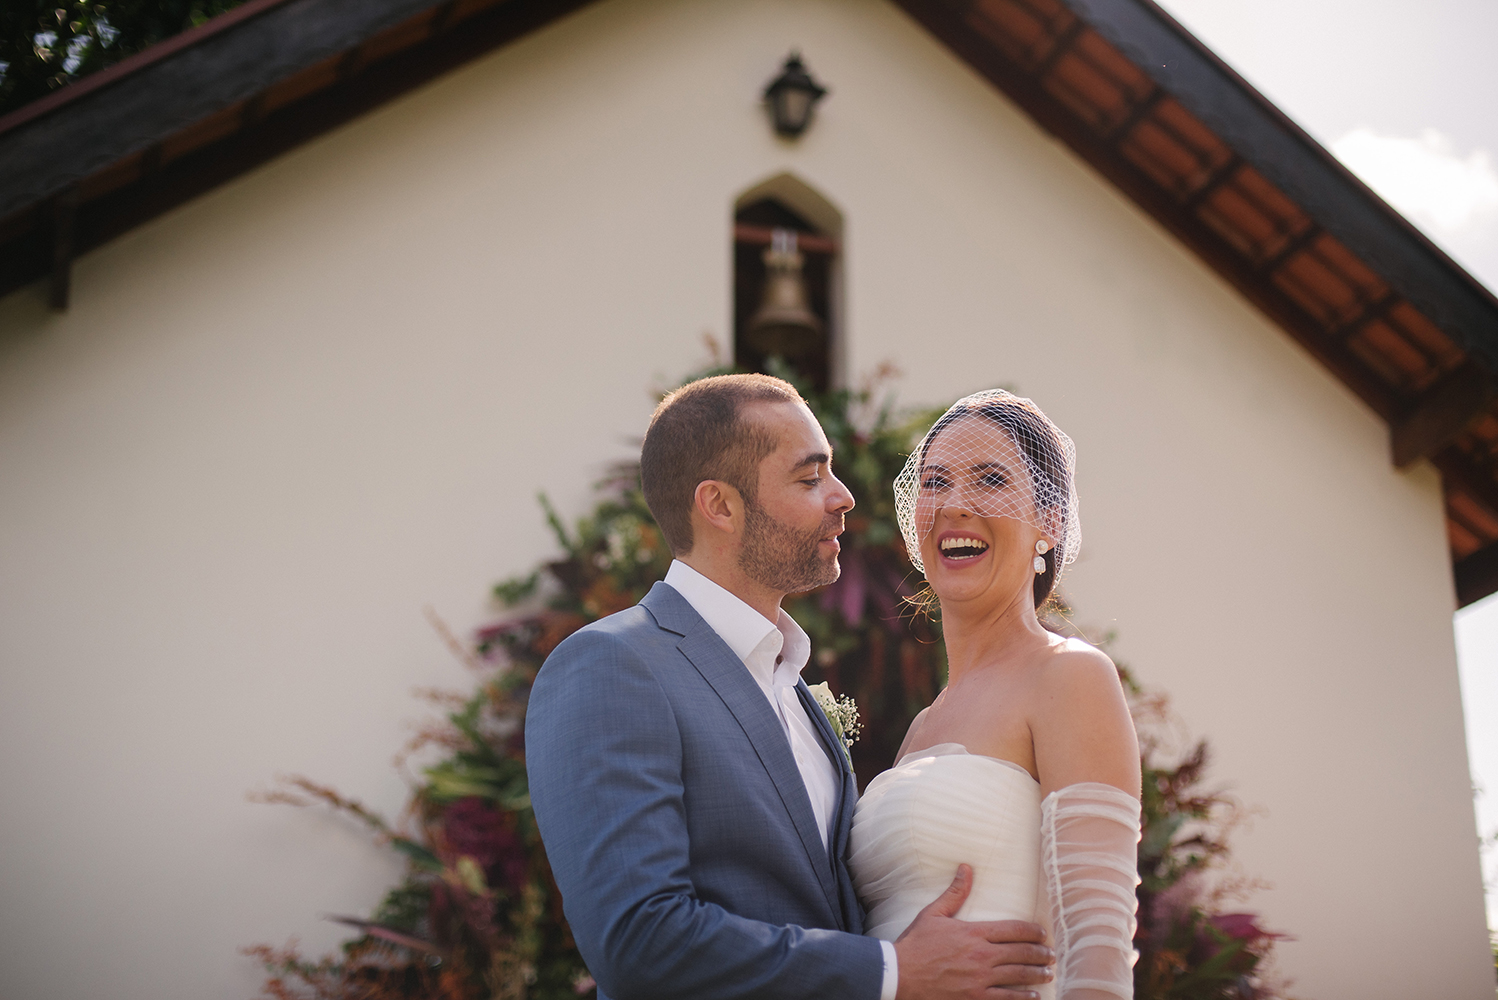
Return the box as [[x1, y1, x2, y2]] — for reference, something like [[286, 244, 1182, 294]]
[[745, 229, 824, 359]]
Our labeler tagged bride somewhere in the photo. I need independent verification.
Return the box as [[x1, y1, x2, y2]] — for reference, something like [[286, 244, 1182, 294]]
[[850, 390, 1143, 1000]]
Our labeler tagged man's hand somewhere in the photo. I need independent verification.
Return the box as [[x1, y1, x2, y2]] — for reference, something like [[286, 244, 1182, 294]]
[[893, 865, 1055, 1000]]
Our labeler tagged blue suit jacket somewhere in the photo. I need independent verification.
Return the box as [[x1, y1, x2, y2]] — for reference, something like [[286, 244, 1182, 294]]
[[525, 582, 883, 1000]]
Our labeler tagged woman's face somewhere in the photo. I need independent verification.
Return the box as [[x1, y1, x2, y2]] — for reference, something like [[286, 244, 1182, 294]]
[[914, 416, 1049, 609]]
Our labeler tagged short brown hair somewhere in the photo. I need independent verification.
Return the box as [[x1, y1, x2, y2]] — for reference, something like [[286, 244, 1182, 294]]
[[641, 374, 805, 555]]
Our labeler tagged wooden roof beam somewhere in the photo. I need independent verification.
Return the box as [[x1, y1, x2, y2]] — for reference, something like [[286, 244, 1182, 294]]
[[1182, 154, 1243, 211], [49, 186, 78, 311], [1433, 450, 1498, 527], [1455, 540, 1498, 608], [1101, 86, 1163, 143], [1393, 362, 1498, 468], [897, 0, 1400, 420], [1062, 0, 1498, 375], [1033, 17, 1086, 77], [1257, 223, 1322, 277], [0, 0, 595, 303]]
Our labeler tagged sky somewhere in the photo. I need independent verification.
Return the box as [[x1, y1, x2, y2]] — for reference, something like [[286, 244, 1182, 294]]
[[1151, 0, 1498, 929]]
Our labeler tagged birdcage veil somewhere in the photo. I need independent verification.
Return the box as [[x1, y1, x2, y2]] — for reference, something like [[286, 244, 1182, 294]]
[[894, 389, 1079, 579]]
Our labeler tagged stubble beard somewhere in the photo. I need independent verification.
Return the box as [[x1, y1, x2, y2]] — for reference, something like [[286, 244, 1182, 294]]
[[739, 500, 843, 595]]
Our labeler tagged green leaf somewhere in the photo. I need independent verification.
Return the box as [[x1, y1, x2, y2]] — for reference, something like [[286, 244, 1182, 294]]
[[390, 837, 442, 872], [1140, 813, 1186, 858], [539, 492, 572, 552], [494, 570, 540, 605], [370, 880, 432, 931]]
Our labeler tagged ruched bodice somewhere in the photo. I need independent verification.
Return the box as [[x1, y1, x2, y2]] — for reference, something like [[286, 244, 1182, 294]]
[[849, 744, 1051, 996], [850, 743, 1143, 1000]]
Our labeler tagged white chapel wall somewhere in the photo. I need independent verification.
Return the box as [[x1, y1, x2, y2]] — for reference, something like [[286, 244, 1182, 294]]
[[0, 0, 1488, 997]]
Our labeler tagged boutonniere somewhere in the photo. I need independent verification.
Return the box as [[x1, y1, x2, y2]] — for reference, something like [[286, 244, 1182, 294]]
[[806, 682, 862, 767]]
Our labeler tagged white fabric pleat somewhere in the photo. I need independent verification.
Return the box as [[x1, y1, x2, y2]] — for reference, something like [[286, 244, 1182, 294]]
[[849, 744, 1055, 1000], [1041, 782, 1142, 1000], [850, 750, 1142, 1000]]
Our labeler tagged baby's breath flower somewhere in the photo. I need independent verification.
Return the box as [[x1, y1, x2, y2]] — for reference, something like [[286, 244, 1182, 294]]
[[806, 682, 862, 766]]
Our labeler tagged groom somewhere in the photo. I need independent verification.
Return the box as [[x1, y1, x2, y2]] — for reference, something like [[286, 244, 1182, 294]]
[[526, 374, 1054, 1000]]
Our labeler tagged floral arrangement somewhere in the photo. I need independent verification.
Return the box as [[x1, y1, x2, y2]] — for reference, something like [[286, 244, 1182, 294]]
[[1116, 663, 1292, 998], [245, 609, 593, 1000], [248, 366, 1289, 1000]]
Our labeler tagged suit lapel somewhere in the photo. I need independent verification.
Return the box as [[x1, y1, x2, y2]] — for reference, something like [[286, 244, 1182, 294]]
[[796, 681, 865, 933], [642, 584, 844, 925]]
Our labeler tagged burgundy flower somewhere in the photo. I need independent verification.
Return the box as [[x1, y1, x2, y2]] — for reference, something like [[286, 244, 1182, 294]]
[[442, 797, 526, 894], [427, 880, 453, 935], [1210, 912, 1265, 941]]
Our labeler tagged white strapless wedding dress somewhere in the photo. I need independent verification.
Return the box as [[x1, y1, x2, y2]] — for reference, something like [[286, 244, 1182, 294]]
[[849, 743, 1141, 1000]]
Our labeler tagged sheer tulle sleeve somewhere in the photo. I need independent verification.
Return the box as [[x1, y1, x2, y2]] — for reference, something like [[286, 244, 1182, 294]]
[[1041, 782, 1142, 1000]]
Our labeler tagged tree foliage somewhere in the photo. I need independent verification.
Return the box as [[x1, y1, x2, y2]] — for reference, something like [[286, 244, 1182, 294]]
[[0, 1, 247, 118]]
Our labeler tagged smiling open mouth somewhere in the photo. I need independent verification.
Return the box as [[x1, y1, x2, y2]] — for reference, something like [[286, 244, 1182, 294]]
[[939, 537, 990, 560]]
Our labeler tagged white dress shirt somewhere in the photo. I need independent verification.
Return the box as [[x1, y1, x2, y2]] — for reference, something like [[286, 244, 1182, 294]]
[[663, 560, 899, 1000]]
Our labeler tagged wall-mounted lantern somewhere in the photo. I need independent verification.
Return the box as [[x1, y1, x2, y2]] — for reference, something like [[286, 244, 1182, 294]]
[[763, 52, 827, 138]]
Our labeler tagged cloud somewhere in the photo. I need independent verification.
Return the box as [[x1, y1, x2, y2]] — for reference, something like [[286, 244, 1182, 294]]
[[1331, 128, 1498, 234]]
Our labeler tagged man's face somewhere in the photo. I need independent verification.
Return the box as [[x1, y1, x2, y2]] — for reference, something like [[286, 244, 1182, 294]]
[[737, 401, 855, 595]]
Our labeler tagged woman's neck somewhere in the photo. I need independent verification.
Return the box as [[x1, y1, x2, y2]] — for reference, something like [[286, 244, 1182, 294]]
[[940, 588, 1051, 685]]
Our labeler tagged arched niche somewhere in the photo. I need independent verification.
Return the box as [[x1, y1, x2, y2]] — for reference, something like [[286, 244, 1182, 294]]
[[732, 173, 844, 392]]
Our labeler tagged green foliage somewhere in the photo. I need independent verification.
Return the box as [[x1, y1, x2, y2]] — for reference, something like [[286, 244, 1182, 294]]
[[249, 670, 592, 998], [486, 479, 674, 631], [252, 365, 1287, 999], [1120, 669, 1289, 998], [373, 882, 436, 935], [0, 1, 248, 118]]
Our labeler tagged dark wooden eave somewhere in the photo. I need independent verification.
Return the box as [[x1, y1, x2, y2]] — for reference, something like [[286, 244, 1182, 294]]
[[894, 0, 1498, 607], [0, 0, 594, 304], [2, 0, 1498, 606]]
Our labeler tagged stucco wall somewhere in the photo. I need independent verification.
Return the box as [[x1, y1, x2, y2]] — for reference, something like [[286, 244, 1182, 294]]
[[0, 0, 1488, 997]]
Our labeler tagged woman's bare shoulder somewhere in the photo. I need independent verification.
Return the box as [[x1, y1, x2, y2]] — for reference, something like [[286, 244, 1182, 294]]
[[1032, 636, 1140, 794], [1039, 635, 1121, 687], [1048, 631, 1120, 670]]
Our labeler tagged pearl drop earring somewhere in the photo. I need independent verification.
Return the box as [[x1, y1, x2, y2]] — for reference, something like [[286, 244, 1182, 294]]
[[1033, 539, 1050, 574]]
